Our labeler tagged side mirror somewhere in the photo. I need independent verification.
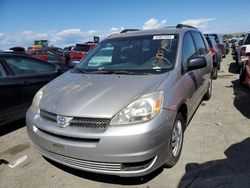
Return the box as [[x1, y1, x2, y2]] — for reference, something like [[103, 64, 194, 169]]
[[187, 56, 207, 71], [94, 36, 99, 43]]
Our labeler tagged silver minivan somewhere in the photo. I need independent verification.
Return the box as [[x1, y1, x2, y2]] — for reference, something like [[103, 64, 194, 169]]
[[26, 24, 213, 177]]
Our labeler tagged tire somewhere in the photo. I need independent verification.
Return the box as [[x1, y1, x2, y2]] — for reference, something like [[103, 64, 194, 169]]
[[239, 63, 246, 85], [236, 55, 239, 65], [164, 113, 185, 168], [203, 78, 212, 100], [212, 67, 218, 80]]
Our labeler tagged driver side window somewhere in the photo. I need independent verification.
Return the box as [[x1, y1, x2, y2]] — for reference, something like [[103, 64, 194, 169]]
[[182, 32, 197, 67], [4, 57, 55, 75]]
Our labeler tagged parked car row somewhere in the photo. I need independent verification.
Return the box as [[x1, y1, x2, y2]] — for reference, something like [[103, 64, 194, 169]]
[[8, 37, 99, 69], [204, 33, 230, 80], [27, 48, 65, 63], [230, 33, 250, 88], [231, 37, 244, 65], [204, 34, 222, 79]]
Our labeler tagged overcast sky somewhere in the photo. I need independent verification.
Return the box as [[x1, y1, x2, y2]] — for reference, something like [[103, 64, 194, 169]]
[[0, 0, 249, 49]]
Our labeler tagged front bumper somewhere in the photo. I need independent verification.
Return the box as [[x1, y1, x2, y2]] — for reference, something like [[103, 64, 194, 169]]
[[26, 108, 176, 177]]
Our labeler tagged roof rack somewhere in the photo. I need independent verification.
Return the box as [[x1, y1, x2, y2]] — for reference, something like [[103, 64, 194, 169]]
[[176, 24, 197, 29], [120, 29, 139, 33]]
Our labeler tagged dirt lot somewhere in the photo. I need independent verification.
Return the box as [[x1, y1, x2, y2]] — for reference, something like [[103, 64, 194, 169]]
[[1, 54, 250, 188]]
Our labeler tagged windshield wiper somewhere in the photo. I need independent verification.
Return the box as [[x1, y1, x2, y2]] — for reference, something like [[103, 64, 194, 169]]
[[75, 68, 150, 75], [75, 67, 88, 74], [90, 70, 146, 75]]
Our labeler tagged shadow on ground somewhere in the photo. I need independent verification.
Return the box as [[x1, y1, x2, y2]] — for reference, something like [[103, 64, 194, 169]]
[[231, 80, 250, 119], [178, 138, 250, 188], [45, 157, 163, 185], [0, 118, 25, 137], [228, 62, 240, 74]]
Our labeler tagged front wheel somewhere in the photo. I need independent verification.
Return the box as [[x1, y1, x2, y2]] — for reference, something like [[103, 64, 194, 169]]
[[164, 113, 184, 168]]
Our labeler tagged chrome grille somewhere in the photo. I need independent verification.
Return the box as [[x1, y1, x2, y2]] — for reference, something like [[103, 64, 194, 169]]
[[40, 110, 110, 129], [35, 145, 123, 172], [40, 110, 56, 121], [69, 117, 110, 129]]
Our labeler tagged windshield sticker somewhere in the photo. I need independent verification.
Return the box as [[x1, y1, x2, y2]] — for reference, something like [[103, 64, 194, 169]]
[[153, 35, 175, 40]]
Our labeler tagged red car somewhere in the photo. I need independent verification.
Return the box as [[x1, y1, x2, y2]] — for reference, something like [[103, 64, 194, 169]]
[[240, 56, 250, 88], [69, 43, 96, 66], [27, 49, 65, 63]]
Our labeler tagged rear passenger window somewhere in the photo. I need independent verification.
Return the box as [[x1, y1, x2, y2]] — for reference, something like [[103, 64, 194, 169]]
[[182, 32, 196, 65], [4, 57, 55, 76], [192, 32, 207, 55]]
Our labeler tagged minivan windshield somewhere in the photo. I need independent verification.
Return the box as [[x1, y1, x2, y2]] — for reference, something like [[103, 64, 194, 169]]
[[75, 35, 178, 74]]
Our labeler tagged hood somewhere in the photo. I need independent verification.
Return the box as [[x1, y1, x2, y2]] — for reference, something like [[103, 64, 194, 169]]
[[40, 72, 168, 118]]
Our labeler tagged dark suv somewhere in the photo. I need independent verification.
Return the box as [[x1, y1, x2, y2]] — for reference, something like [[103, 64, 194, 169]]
[[27, 24, 213, 177], [205, 33, 226, 58], [205, 35, 222, 79]]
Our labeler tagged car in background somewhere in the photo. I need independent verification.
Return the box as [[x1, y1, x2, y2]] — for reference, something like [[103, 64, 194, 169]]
[[237, 33, 250, 67], [69, 42, 96, 67], [205, 33, 226, 58], [229, 38, 238, 44], [27, 49, 65, 63], [63, 46, 74, 64], [27, 24, 213, 177], [0, 52, 63, 126], [234, 38, 244, 65], [205, 35, 222, 79], [224, 41, 230, 54], [231, 38, 243, 55], [240, 56, 250, 88], [231, 38, 239, 54], [9, 46, 26, 53], [47, 47, 64, 57]]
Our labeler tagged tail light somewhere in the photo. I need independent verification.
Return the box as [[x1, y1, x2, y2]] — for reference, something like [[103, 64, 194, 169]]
[[240, 47, 246, 56], [210, 48, 215, 56], [245, 52, 250, 57]]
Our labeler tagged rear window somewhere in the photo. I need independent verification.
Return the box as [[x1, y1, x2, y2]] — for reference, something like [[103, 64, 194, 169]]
[[73, 45, 90, 52]]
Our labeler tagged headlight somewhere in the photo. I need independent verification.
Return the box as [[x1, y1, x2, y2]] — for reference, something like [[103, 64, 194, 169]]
[[110, 91, 163, 125], [31, 87, 44, 113]]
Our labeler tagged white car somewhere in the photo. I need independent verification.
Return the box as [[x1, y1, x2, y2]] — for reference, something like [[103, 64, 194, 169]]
[[238, 33, 250, 66]]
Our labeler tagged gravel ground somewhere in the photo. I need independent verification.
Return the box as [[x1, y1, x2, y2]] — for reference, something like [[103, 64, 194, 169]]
[[1, 54, 250, 188]]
